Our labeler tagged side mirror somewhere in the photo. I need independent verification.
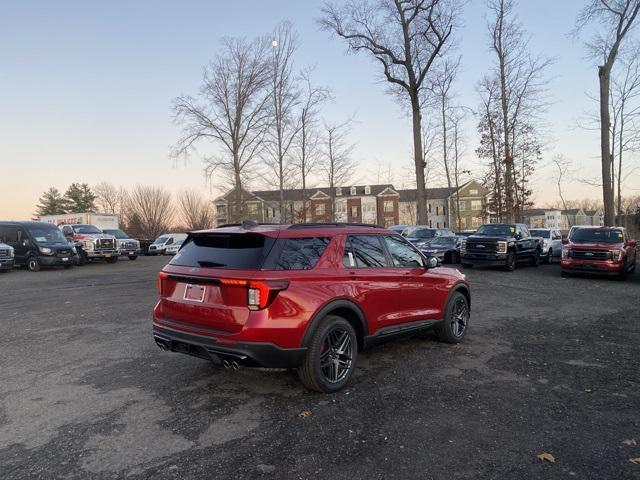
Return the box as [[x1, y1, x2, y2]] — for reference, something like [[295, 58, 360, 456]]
[[514, 233, 522, 240], [426, 256, 440, 269]]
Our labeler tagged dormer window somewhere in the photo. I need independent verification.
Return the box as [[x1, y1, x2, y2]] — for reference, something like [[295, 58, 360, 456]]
[[364, 185, 371, 195], [350, 186, 357, 195], [336, 187, 342, 196]]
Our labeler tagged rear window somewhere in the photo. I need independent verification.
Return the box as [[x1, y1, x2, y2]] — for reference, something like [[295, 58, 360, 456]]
[[272, 237, 330, 270], [530, 230, 550, 238], [170, 233, 276, 269]]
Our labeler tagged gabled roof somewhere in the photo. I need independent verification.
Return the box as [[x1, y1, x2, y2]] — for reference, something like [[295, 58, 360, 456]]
[[398, 187, 457, 202]]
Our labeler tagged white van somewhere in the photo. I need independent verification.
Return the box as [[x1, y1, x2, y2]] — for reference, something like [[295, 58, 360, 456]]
[[148, 233, 187, 256]]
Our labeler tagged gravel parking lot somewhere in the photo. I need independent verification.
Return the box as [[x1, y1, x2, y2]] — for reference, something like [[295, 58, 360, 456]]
[[1, 257, 639, 479]]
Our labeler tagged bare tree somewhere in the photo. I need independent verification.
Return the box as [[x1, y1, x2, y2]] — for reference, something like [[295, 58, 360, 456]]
[[322, 119, 357, 220], [172, 36, 271, 223], [124, 186, 175, 240], [611, 46, 640, 223], [486, 0, 551, 222], [177, 189, 214, 231], [576, 0, 640, 225], [551, 155, 572, 226], [93, 182, 129, 216], [320, 0, 461, 224], [264, 22, 303, 222]]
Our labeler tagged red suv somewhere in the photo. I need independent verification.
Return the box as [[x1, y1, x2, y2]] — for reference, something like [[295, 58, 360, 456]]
[[152, 222, 471, 392], [561, 226, 637, 278]]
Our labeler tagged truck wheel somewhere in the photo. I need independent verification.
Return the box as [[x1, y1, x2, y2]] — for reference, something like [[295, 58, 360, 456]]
[[436, 292, 470, 343], [530, 250, 540, 267], [128, 255, 138, 261], [77, 252, 87, 266], [505, 251, 516, 271], [545, 249, 553, 264], [27, 256, 41, 272], [105, 257, 118, 264], [298, 315, 357, 393]]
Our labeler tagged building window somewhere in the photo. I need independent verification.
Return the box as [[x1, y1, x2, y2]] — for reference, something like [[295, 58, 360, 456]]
[[336, 187, 342, 196], [316, 203, 325, 215], [216, 205, 227, 216], [384, 200, 393, 213], [469, 189, 478, 195], [364, 185, 371, 195], [247, 203, 258, 214], [351, 206, 359, 217], [350, 186, 357, 195], [471, 200, 482, 210], [336, 202, 346, 213], [428, 204, 432, 213]]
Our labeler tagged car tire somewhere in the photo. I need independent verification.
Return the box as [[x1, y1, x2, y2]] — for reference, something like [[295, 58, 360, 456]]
[[128, 255, 138, 261], [505, 251, 516, 271], [105, 257, 118, 264], [545, 249, 553, 264], [561, 270, 570, 278], [77, 252, 87, 266], [435, 292, 470, 344], [63, 264, 73, 269], [27, 256, 41, 272], [298, 315, 357, 393]]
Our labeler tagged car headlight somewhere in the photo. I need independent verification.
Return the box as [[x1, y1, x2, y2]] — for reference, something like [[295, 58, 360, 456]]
[[460, 240, 467, 252], [84, 240, 94, 250], [71, 246, 77, 254], [562, 248, 569, 259], [610, 250, 623, 261], [496, 241, 507, 254], [8, 247, 14, 257], [39, 247, 53, 255]]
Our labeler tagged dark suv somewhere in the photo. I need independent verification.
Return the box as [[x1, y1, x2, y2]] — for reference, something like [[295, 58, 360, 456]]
[[153, 222, 471, 392]]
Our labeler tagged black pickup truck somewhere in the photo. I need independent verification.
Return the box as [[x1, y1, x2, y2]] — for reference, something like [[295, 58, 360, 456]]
[[460, 223, 543, 271]]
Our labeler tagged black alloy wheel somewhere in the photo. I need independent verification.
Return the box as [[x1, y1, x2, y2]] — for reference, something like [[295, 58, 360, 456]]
[[505, 251, 517, 271], [436, 292, 470, 343], [298, 315, 357, 393]]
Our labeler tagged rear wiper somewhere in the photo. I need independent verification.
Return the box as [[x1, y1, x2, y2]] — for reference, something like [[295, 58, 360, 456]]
[[198, 261, 227, 267]]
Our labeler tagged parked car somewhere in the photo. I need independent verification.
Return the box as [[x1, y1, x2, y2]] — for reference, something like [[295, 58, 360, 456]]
[[405, 227, 455, 246], [0, 242, 15, 272], [102, 229, 141, 260], [560, 226, 637, 278], [0, 221, 78, 271], [460, 223, 543, 271], [529, 228, 563, 264], [388, 225, 409, 235], [164, 239, 185, 256], [153, 222, 471, 393], [148, 233, 187, 255], [418, 236, 461, 264], [60, 224, 119, 264]]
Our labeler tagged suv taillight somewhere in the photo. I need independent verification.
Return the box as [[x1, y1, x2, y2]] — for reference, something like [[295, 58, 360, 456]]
[[219, 278, 290, 310], [158, 272, 168, 296]]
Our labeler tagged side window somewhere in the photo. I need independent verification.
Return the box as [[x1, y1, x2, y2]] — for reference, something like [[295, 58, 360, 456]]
[[383, 235, 425, 268], [344, 235, 388, 268], [166, 238, 174, 245], [519, 225, 530, 239], [62, 225, 73, 236], [0, 226, 18, 245], [275, 237, 330, 270], [17, 229, 29, 246]]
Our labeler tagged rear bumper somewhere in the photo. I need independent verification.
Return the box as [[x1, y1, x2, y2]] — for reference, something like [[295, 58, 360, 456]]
[[461, 253, 507, 266], [152, 324, 307, 368]]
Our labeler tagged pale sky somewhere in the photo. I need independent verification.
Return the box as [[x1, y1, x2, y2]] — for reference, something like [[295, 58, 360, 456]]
[[1, 0, 638, 220]]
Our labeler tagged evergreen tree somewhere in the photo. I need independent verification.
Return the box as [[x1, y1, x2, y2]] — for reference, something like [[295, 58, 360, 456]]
[[33, 187, 67, 217], [63, 183, 96, 213]]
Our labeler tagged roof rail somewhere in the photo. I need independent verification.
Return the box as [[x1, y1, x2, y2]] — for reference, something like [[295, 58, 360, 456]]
[[216, 221, 280, 229], [288, 222, 384, 230]]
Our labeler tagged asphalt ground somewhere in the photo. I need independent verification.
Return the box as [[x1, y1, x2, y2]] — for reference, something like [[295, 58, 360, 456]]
[[0, 255, 639, 479]]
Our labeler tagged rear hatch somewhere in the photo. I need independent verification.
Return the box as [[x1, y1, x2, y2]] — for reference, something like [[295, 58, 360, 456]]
[[157, 231, 278, 333]]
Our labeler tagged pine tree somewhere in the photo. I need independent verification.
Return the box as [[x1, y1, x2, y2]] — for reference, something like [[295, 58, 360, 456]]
[[63, 183, 96, 213], [33, 187, 67, 218]]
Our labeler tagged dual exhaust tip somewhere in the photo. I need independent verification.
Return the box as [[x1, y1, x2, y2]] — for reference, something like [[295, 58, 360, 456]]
[[222, 359, 240, 370]]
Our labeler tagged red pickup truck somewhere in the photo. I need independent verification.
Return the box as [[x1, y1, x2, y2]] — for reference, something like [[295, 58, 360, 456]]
[[560, 226, 637, 278]]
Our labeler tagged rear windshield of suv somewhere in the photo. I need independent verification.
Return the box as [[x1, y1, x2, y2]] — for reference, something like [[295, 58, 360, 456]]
[[170, 233, 276, 269], [569, 228, 623, 244]]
